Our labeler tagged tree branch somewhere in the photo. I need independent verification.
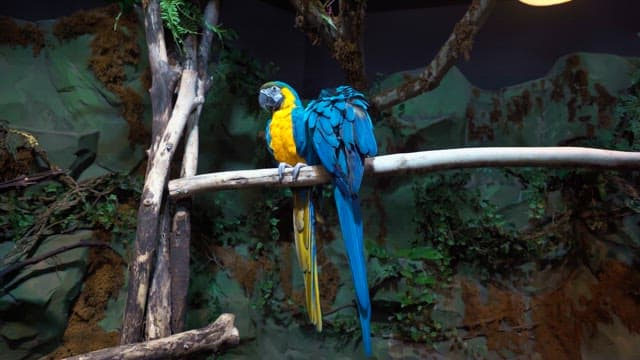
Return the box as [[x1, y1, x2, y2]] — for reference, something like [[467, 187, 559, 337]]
[[64, 313, 239, 360], [0, 240, 113, 286], [371, 0, 496, 110], [290, 0, 368, 89], [142, 0, 177, 142], [168, 147, 640, 198], [0, 169, 66, 192]]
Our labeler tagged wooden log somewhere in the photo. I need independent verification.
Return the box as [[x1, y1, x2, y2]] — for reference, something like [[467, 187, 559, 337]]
[[170, 207, 191, 332], [145, 203, 173, 340], [64, 313, 239, 360], [168, 147, 640, 197]]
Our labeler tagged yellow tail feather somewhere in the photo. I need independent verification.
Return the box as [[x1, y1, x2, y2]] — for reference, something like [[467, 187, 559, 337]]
[[293, 192, 322, 331]]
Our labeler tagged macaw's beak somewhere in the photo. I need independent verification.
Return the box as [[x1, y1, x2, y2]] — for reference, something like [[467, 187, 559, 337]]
[[259, 86, 284, 111]]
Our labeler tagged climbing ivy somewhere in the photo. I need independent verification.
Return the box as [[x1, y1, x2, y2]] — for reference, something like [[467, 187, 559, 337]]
[[412, 171, 530, 273], [365, 242, 446, 343]]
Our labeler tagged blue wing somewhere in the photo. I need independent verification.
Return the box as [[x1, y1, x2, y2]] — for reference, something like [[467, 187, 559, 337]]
[[306, 86, 377, 194], [305, 86, 377, 356]]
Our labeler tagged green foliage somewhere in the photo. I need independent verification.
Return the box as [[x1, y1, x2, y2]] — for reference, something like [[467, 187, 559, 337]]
[[0, 173, 142, 244], [112, 0, 137, 30], [413, 171, 529, 273], [203, 188, 287, 248], [160, 0, 202, 48], [209, 46, 279, 112], [504, 168, 552, 220], [365, 242, 445, 343], [0, 196, 34, 240], [615, 93, 640, 123], [203, 196, 244, 246], [586, 60, 640, 151], [250, 189, 289, 244], [612, 61, 640, 150], [251, 276, 277, 311], [325, 312, 359, 347], [187, 261, 225, 324], [204, 21, 238, 46]]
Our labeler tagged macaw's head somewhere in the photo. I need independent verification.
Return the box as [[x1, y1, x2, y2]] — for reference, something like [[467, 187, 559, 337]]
[[258, 81, 301, 112]]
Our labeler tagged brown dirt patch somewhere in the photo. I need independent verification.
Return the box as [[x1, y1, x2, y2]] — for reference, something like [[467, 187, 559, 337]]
[[318, 242, 340, 311], [54, 5, 148, 147], [44, 232, 125, 358], [461, 259, 640, 358], [462, 281, 529, 354], [506, 89, 532, 127], [278, 234, 340, 317], [533, 260, 640, 359], [467, 105, 494, 142], [213, 245, 273, 295], [0, 16, 45, 56]]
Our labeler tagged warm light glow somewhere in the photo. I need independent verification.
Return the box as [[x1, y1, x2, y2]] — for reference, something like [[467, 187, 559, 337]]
[[519, 0, 572, 6]]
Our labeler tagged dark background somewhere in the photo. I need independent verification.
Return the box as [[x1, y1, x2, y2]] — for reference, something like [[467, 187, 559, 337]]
[[2, 0, 638, 95]]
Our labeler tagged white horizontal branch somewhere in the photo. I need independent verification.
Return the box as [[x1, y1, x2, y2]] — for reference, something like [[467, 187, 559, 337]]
[[168, 147, 640, 198]]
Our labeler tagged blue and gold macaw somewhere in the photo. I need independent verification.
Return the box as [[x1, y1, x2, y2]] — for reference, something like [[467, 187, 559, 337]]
[[259, 81, 377, 356]]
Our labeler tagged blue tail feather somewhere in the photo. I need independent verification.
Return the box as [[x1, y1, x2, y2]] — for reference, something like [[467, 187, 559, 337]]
[[334, 187, 372, 356]]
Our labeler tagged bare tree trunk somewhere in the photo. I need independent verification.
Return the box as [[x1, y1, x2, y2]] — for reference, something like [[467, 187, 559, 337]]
[[121, 0, 173, 344], [170, 0, 220, 334], [65, 314, 239, 360], [121, 14, 203, 343]]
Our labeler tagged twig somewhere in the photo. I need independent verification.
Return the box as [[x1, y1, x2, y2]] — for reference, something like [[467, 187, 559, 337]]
[[289, 0, 368, 88], [0, 169, 66, 192], [0, 240, 114, 284], [323, 302, 356, 316]]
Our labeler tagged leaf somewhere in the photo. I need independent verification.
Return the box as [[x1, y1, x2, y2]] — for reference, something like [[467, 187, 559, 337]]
[[319, 13, 337, 31], [397, 246, 443, 261], [414, 273, 435, 286]]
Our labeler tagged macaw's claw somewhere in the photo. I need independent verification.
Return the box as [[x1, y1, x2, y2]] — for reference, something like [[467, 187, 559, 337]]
[[277, 162, 290, 182], [277, 162, 307, 182], [291, 162, 307, 182]]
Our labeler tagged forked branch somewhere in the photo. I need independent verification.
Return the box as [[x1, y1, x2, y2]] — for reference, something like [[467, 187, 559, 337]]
[[371, 0, 496, 110]]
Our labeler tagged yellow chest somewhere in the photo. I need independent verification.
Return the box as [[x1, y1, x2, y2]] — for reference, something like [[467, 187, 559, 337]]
[[269, 108, 306, 165]]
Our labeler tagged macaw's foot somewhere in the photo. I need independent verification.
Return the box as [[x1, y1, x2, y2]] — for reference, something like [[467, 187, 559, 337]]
[[277, 162, 307, 182], [277, 162, 290, 182], [291, 162, 307, 182]]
